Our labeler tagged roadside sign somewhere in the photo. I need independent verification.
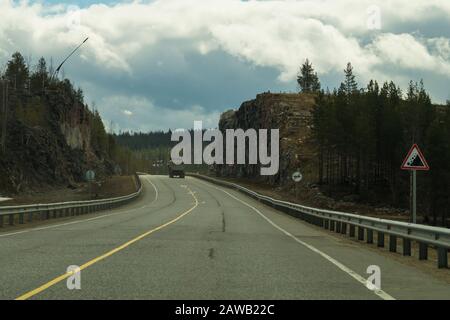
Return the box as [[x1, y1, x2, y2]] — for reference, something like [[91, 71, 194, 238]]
[[401, 144, 429, 171], [292, 171, 303, 183], [401, 144, 429, 224], [292, 170, 302, 200], [85, 170, 95, 182]]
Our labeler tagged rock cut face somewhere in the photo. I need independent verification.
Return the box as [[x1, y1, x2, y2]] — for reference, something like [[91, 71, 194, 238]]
[[216, 92, 317, 185]]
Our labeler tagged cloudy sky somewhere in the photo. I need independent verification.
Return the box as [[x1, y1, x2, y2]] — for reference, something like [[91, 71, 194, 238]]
[[0, 0, 449, 131]]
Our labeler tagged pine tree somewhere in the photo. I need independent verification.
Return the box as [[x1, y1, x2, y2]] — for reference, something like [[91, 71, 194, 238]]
[[297, 59, 321, 93], [36, 57, 47, 76], [30, 57, 48, 93], [5, 52, 29, 91], [343, 62, 358, 96]]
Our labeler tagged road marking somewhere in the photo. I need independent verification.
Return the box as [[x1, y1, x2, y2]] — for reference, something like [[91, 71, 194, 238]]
[[144, 176, 159, 203], [0, 175, 159, 238], [15, 185, 199, 300], [194, 178, 395, 300]]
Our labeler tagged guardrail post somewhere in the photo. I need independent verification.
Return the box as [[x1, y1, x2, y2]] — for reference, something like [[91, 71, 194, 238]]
[[336, 222, 341, 233], [349, 225, 355, 237], [324, 219, 329, 230], [318, 217, 324, 228], [419, 243, 428, 260], [28, 211, 33, 222], [330, 220, 335, 232], [389, 235, 397, 252], [19, 211, 24, 224], [341, 223, 347, 235], [437, 247, 448, 269], [9, 214, 14, 226], [377, 232, 385, 247], [403, 239, 411, 256], [301, 211, 307, 222], [367, 229, 373, 244], [358, 227, 364, 241]]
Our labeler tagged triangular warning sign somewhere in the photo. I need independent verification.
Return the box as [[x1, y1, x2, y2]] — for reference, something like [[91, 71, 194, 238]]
[[401, 144, 430, 171]]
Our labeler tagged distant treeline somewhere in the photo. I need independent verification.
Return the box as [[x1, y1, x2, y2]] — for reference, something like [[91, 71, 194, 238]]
[[299, 60, 450, 226], [113, 131, 172, 150], [114, 130, 211, 174]]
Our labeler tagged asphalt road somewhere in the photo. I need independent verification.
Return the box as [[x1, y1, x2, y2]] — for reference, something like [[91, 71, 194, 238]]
[[0, 175, 448, 300]]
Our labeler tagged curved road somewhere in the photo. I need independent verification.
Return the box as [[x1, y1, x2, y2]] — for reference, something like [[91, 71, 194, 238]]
[[0, 175, 448, 300]]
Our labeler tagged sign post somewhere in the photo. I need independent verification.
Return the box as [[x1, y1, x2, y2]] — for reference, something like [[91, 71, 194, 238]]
[[401, 144, 429, 224], [292, 170, 303, 199], [411, 170, 417, 223], [85, 170, 96, 200]]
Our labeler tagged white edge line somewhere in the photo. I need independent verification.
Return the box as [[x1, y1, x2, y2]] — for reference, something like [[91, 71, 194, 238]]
[[0, 175, 159, 238], [144, 176, 159, 203], [194, 178, 396, 301]]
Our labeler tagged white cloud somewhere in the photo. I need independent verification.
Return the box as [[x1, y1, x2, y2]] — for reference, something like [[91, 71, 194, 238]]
[[428, 37, 450, 60], [367, 33, 450, 75], [1, 0, 449, 78], [99, 95, 221, 132], [0, 0, 449, 129]]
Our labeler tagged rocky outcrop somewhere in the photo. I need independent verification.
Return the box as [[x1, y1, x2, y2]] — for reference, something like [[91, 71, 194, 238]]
[[0, 87, 111, 194], [216, 92, 317, 186]]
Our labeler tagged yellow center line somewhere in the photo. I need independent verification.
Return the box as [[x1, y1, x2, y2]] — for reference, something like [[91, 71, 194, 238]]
[[15, 186, 199, 300]]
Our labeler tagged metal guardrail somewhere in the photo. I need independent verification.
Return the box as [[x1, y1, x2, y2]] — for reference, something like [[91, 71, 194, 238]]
[[0, 173, 143, 228], [189, 173, 450, 269]]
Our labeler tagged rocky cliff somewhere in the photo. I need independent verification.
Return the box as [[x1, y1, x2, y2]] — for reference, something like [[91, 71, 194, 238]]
[[216, 92, 318, 187], [0, 83, 113, 194]]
